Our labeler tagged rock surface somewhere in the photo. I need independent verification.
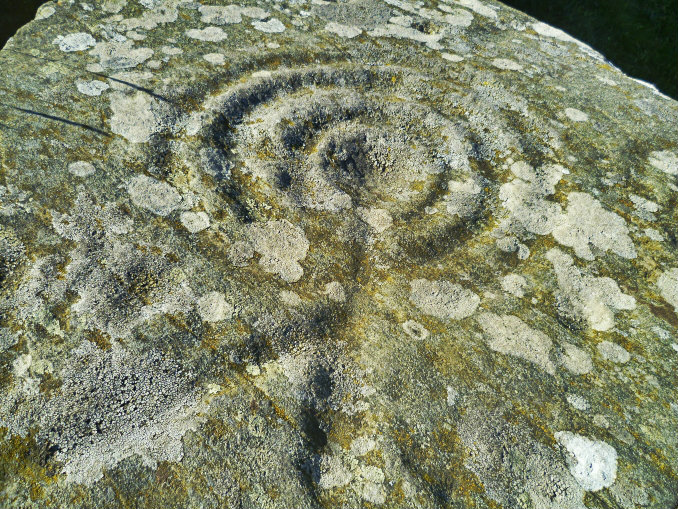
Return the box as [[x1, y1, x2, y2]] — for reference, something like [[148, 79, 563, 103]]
[[0, 0, 677, 507]]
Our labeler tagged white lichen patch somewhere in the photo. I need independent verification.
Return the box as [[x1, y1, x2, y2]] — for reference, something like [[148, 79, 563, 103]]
[[477, 313, 556, 374], [401, 320, 430, 341], [552, 193, 636, 260], [102, 0, 126, 13], [180, 211, 210, 233], [127, 30, 147, 41], [596, 75, 617, 86], [245, 364, 260, 376], [442, 52, 464, 62], [161, 45, 182, 55], [203, 53, 225, 65], [560, 343, 593, 375], [350, 436, 377, 457], [491, 58, 522, 71], [597, 341, 631, 364], [410, 279, 479, 320], [630, 194, 659, 221], [564, 107, 589, 122], [567, 393, 589, 411], [357, 465, 386, 504], [442, 9, 474, 27], [630, 194, 659, 214], [501, 273, 527, 297], [446, 386, 459, 406], [185, 27, 228, 42], [389, 15, 412, 27], [533, 19, 606, 57], [368, 23, 443, 50], [53, 32, 96, 52], [653, 326, 670, 340], [657, 268, 678, 312], [198, 5, 268, 24], [324, 281, 346, 302], [12, 353, 31, 378], [128, 175, 182, 216], [547, 248, 636, 331], [648, 150, 678, 175], [325, 22, 362, 38], [228, 241, 254, 267], [76, 79, 109, 96], [117, 0, 179, 31], [197, 291, 234, 322], [593, 415, 610, 429], [35, 4, 55, 19], [61, 388, 208, 486], [31, 343, 212, 487], [280, 290, 302, 307], [252, 18, 286, 33], [0, 328, 18, 352], [495, 234, 530, 259], [644, 228, 663, 241], [240, 7, 270, 20], [12, 353, 38, 395], [498, 161, 566, 235], [357, 207, 393, 233], [67, 161, 96, 177], [444, 177, 481, 217], [531, 21, 578, 43], [318, 454, 353, 489], [555, 432, 618, 491], [455, 0, 497, 19], [89, 41, 153, 70], [247, 220, 310, 283], [110, 91, 160, 143]]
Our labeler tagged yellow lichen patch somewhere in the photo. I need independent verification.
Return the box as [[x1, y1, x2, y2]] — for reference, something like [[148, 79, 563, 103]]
[[85, 329, 112, 350], [38, 372, 62, 397], [0, 429, 59, 499]]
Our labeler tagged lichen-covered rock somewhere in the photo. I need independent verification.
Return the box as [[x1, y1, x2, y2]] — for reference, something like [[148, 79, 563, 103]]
[[0, 0, 677, 507]]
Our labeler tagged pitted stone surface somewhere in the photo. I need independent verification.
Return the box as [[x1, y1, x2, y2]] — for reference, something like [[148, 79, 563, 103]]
[[0, 0, 677, 508]]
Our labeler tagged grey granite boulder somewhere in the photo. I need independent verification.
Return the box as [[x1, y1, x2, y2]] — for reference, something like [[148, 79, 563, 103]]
[[0, 0, 677, 507]]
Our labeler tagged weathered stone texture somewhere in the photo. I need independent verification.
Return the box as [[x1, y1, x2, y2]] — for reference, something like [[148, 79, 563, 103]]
[[0, 0, 677, 507]]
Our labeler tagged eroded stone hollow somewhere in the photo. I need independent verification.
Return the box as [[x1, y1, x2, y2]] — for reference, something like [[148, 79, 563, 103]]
[[0, 0, 677, 508]]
